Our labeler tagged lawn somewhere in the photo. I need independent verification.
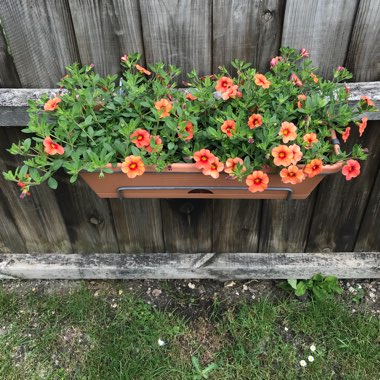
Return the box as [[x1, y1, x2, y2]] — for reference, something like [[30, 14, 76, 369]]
[[0, 280, 379, 379]]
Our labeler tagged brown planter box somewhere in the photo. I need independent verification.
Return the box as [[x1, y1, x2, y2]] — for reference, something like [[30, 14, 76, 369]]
[[80, 163, 343, 200]]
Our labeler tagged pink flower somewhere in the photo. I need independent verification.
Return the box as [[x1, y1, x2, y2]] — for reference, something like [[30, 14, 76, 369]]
[[342, 160, 360, 181], [300, 48, 309, 58], [270, 56, 283, 69], [337, 66, 345, 71]]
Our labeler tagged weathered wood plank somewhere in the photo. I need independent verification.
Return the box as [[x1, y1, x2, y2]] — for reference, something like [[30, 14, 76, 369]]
[[68, 0, 145, 76], [306, 121, 380, 252], [212, 0, 285, 73], [160, 199, 213, 253], [1, 83, 378, 127], [354, 166, 380, 251], [0, 128, 72, 253], [259, 195, 317, 252], [109, 199, 165, 253], [54, 178, 120, 254], [139, 0, 212, 82], [0, 24, 20, 87], [0, 252, 378, 280], [212, 200, 261, 253], [0, 0, 79, 87], [345, 0, 380, 81], [281, 0, 359, 78]]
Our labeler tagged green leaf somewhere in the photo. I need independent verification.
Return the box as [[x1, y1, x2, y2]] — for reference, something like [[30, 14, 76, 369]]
[[48, 177, 58, 189], [287, 279, 298, 290], [295, 281, 307, 296]]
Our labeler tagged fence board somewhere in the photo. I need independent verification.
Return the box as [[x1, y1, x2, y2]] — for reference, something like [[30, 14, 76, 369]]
[[212, 200, 261, 253], [161, 199, 212, 253], [1, 252, 379, 280], [0, 26, 20, 87], [354, 166, 380, 251], [68, 0, 145, 76], [306, 121, 380, 252], [0, 128, 72, 253], [345, 0, 380, 81], [54, 179, 120, 254], [0, 0, 79, 87], [259, 196, 317, 252], [109, 199, 165, 253], [281, 0, 359, 78], [139, 0, 212, 82], [212, 0, 285, 73]]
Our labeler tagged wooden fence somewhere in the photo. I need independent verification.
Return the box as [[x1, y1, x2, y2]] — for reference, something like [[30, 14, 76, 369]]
[[0, 0, 379, 279]]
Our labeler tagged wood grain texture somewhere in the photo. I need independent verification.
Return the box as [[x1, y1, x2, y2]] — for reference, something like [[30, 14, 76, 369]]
[[0, 0, 79, 87], [212, 200, 261, 253], [0, 252, 379, 280], [139, 0, 212, 82], [306, 121, 380, 252], [345, 0, 380, 81], [259, 196, 317, 252], [160, 199, 212, 253], [354, 166, 380, 251], [213, 0, 285, 73], [110, 199, 165, 253], [54, 178, 119, 254], [281, 0, 359, 78], [0, 25, 20, 87], [0, 128, 72, 253], [68, 0, 144, 76]]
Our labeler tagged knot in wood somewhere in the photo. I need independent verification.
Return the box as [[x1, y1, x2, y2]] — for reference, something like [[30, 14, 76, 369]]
[[179, 202, 194, 214], [89, 216, 102, 225], [263, 10, 273, 21]]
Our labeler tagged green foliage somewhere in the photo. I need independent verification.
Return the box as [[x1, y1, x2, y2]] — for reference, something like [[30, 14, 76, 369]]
[[3, 48, 377, 196], [285, 273, 343, 300], [191, 356, 218, 379]]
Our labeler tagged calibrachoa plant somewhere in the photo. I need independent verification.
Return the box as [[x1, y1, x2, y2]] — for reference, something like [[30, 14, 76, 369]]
[[3, 47, 377, 197]]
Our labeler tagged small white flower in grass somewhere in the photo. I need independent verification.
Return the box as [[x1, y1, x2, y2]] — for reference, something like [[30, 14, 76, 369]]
[[308, 356, 314, 362], [284, 327, 289, 332], [158, 338, 165, 346], [310, 344, 316, 352], [299, 360, 307, 367]]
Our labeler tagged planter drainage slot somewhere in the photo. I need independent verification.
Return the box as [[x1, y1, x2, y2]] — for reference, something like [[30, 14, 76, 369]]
[[116, 186, 293, 200]]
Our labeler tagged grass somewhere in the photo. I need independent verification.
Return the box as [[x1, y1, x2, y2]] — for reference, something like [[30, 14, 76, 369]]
[[0, 283, 379, 379]]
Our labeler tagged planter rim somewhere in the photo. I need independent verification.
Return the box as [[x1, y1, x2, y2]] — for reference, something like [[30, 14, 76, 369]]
[[95, 161, 343, 175]]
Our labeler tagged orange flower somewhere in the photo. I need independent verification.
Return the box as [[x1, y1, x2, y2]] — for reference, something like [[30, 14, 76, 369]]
[[290, 73, 302, 87], [215, 76, 233, 93], [186, 93, 197, 101], [248, 114, 263, 129], [145, 135, 163, 153], [279, 122, 297, 143], [303, 133, 318, 147], [43, 137, 64, 155], [289, 144, 303, 165], [221, 120, 236, 137], [193, 149, 216, 169], [297, 94, 306, 108], [342, 127, 350, 143], [342, 159, 360, 181], [304, 159, 323, 178], [254, 74, 271, 89], [361, 96, 375, 107], [44, 97, 61, 111], [202, 159, 224, 179], [224, 157, 246, 176], [358, 117, 368, 137], [246, 171, 269, 193], [222, 84, 239, 100], [310, 73, 318, 83], [271, 145, 293, 167], [178, 122, 194, 141], [130, 129, 151, 148], [121, 155, 145, 178], [280, 165, 305, 185], [155, 99, 172, 118], [135, 64, 151, 75]]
